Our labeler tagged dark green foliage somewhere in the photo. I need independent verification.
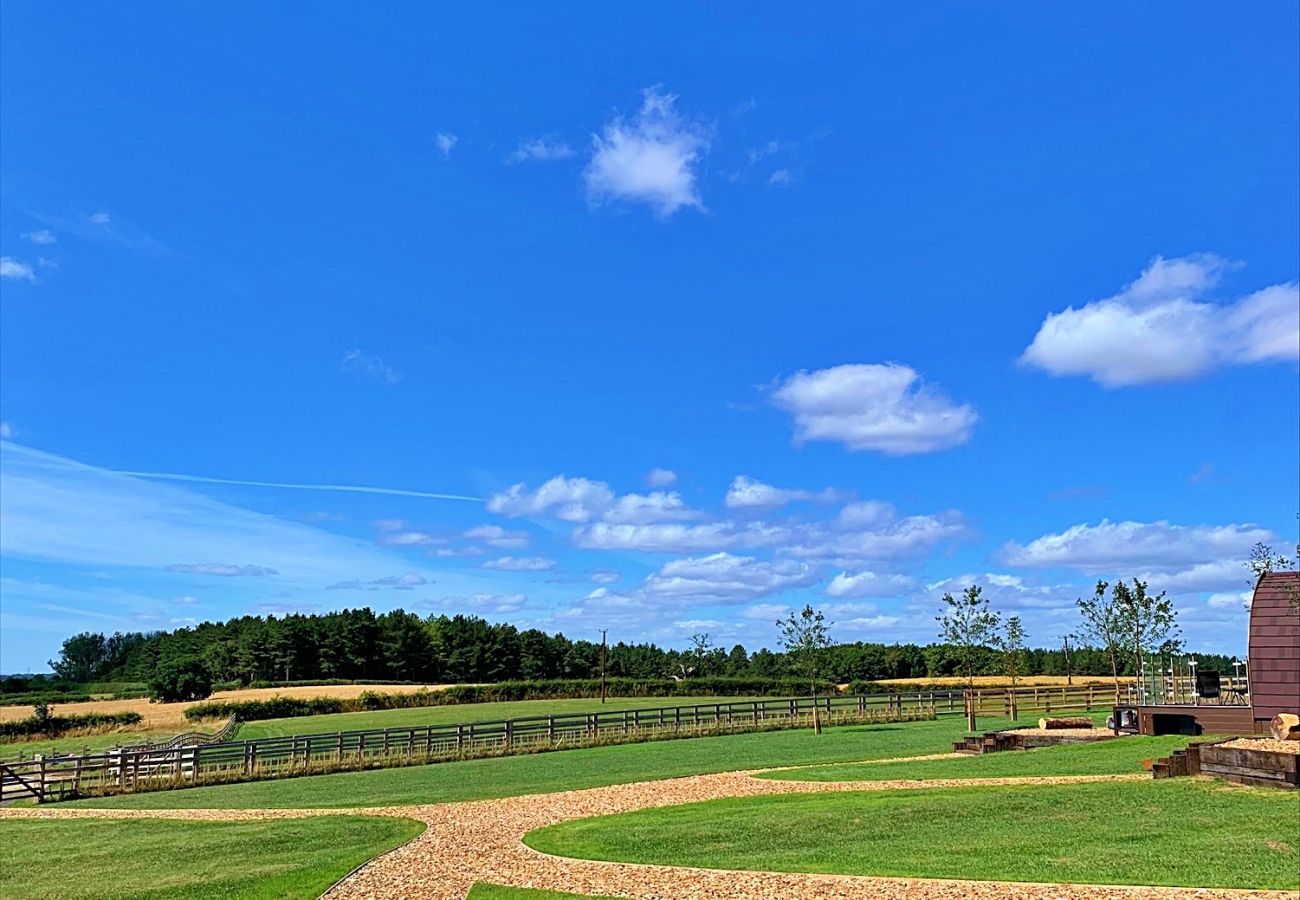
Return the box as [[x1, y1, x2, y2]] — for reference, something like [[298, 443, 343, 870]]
[[147, 657, 215, 702], [0, 710, 143, 739], [42, 605, 1232, 696]]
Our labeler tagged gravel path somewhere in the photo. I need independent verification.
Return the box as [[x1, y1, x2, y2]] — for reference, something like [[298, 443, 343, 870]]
[[0, 769, 1287, 899]]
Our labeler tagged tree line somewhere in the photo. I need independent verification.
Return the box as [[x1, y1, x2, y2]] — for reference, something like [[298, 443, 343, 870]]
[[38, 600, 1235, 694]]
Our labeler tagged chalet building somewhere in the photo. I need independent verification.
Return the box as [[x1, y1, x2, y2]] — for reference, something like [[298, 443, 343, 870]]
[[1134, 570, 1299, 736]]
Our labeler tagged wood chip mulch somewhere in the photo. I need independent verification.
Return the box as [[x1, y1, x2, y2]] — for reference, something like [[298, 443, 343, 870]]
[[0, 768, 1287, 899], [1217, 738, 1300, 755]]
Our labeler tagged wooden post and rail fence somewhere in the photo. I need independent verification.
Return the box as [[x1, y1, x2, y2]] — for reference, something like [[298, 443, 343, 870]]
[[0, 684, 1124, 804]]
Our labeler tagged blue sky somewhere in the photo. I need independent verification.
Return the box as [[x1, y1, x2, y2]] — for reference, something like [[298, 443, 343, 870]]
[[1, 4, 1297, 672]]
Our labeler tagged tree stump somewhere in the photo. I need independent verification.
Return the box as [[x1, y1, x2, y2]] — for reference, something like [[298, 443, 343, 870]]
[[1270, 713, 1300, 741]]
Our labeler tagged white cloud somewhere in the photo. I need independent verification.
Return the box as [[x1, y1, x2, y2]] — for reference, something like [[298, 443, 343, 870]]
[[509, 137, 573, 163], [439, 592, 527, 614], [433, 545, 486, 557], [572, 520, 780, 553], [88, 211, 111, 225], [1207, 591, 1250, 610], [724, 475, 836, 510], [488, 476, 615, 522], [645, 468, 678, 488], [1021, 254, 1300, 387], [589, 570, 620, 584], [1000, 519, 1272, 574], [327, 573, 431, 590], [435, 133, 458, 159], [379, 531, 444, 547], [22, 229, 56, 245], [340, 349, 401, 384], [165, 563, 279, 577], [767, 169, 791, 186], [481, 555, 556, 571], [584, 86, 710, 217], [741, 602, 789, 621], [373, 519, 406, 531], [825, 571, 916, 599], [771, 363, 978, 455], [642, 552, 817, 604], [463, 524, 529, 549], [925, 573, 1080, 613], [1, 258, 36, 281], [783, 506, 969, 565], [603, 491, 699, 524], [0, 423, 13, 439]]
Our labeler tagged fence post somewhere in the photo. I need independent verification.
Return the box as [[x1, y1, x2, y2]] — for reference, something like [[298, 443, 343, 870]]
[[504, 720, 513, 749], [547, 716, 555, 742]]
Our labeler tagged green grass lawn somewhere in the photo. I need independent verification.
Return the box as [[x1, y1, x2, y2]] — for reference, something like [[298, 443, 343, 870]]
[[0, 815, 423, 899], [71, 714, 1024, 809], [524, 779, 1300, 890], [766, 733, 1206, 781]]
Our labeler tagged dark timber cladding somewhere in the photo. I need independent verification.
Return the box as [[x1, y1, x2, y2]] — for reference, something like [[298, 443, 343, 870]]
[[1248, 571, 1300, 726]]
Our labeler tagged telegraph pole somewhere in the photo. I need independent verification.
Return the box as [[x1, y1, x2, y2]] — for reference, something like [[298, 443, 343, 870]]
[[599, 629, 608, 704], [1061, 633, 1075, 686]]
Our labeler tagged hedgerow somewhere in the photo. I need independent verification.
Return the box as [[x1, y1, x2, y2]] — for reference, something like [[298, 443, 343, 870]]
[[185, 677, 837, 722], [0, 710, 144, 740]]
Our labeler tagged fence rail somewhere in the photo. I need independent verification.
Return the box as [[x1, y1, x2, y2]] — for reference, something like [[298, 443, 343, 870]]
[[968, 683, 1137, 718], [1, 684, 1137, 804], [0, 692, 952, 803]]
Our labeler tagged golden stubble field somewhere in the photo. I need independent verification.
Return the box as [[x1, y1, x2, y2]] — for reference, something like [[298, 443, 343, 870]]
[[872, 675, 1131, 688], [0, 683, 454, 731]]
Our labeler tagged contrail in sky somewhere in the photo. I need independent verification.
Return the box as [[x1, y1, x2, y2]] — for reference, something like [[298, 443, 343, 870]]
[[113, 470, 484, 502]]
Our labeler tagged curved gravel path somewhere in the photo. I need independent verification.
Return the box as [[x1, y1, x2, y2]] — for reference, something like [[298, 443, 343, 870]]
[[0, 769, 1288, 899]]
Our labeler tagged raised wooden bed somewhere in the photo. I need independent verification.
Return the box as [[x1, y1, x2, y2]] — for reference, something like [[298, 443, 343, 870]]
[[1199, 741, 1299, 790], [953, 728, 1114, 755]]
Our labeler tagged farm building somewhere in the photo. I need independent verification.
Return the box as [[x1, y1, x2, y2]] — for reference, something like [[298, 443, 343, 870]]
[[1132, 570, 1299, 736]]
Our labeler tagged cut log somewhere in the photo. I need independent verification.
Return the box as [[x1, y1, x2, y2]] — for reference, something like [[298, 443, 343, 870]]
[[1038, 716, 1093, 730], [1270, 713, 1300, 742]]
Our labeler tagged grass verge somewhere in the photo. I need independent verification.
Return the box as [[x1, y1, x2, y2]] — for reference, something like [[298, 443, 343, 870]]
[[523, 779, 1299, 890], [0, 815, 423, 899], [765, 733, 1205, 781]]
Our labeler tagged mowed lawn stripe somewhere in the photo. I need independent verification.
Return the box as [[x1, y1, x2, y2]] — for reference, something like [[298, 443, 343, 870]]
[[523, 779, 1300, 890], [765, 733, 1204, 781], [0, 815, 423, 899]]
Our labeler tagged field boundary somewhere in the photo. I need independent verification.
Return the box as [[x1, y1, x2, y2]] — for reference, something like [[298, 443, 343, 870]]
[[1, 693, 950, 803]]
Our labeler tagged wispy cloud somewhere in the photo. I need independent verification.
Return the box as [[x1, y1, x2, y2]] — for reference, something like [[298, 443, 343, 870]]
[[435, 133, 458, 159], [341, 349, 402, 384], [509, 137, 573, 163], [1, 258, 37, 281], [109, 469, 481, 502], [166, 563, 278, 577], [584, 86, 711, 217], [88, 210, 112, 225], [21, 229, 57, 245], [481, 556, 557, 572]]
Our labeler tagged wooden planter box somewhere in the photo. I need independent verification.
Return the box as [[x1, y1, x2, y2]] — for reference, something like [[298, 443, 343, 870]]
[[1199, 743, 1299, 790]]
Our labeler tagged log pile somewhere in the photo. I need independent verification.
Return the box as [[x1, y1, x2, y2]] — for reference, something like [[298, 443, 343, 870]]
[[1269, 713, 1300, 742], [1038, 716, 1093, 730]]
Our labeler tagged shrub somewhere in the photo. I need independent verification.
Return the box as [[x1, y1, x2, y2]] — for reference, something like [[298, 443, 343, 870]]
[[147, 658, 214, 703], [0, 710, 143, 740]]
